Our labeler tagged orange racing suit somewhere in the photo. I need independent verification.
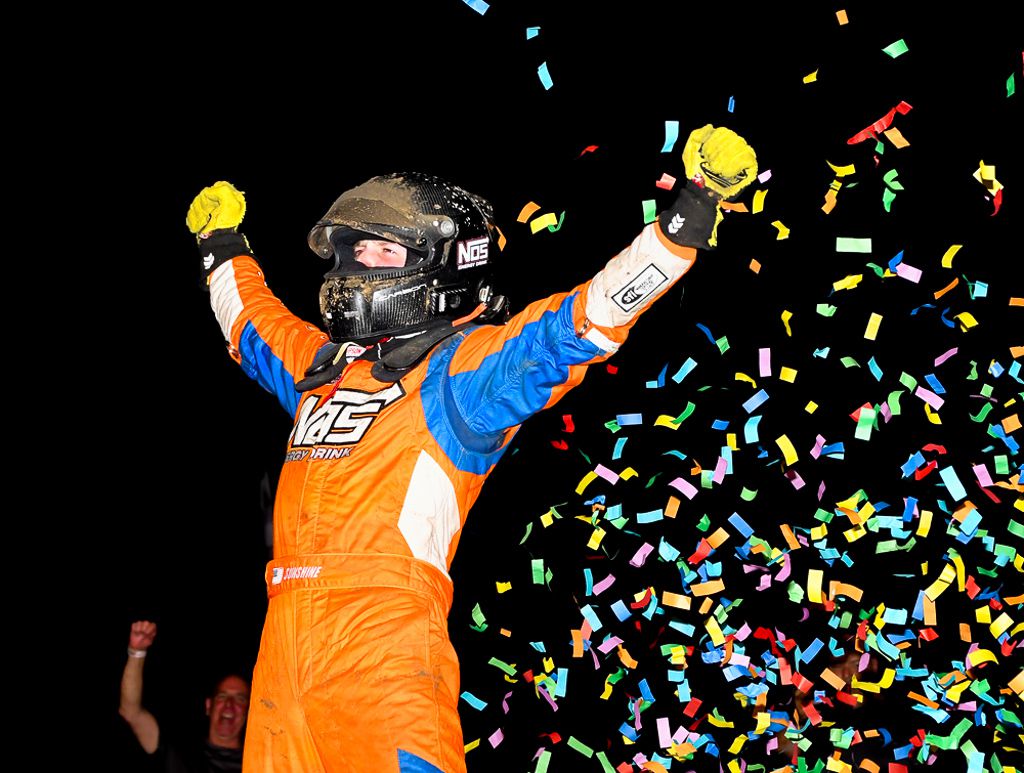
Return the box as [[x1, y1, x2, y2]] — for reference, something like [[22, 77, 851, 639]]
[[206, 222, 697, 772]]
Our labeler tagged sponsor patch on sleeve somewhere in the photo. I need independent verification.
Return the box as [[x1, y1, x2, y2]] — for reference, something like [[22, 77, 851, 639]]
[[611, 264, 669, 312]]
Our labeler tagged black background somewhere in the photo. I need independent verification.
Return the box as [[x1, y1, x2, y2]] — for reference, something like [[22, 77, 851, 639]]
[[74, 3, 1020, 770]]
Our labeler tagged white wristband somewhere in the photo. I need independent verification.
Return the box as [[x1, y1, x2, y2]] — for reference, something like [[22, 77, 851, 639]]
[[127, 647, 147, 659]]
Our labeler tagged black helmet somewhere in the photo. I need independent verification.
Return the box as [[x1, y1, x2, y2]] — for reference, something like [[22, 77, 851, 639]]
[[307, 172, 507, 343]]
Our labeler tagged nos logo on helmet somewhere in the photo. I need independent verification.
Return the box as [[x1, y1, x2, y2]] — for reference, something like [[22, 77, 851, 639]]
[[457, 237, 489, 270]]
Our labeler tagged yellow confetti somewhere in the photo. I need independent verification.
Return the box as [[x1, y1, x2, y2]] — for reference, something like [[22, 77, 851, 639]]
[[976, 606, 992, 624], [990, 613, 1013, 638], [808, 568, 824, 603], [864, 312, 883, 340], [925, 403, 942, 424], [967, 649, 999, 672], [924, 564, 956, 601], [752, 189, 768, 213], [803, 69, 818, 83], [654, 414, 683, 429], [779, 367, 797, 382], [529, 212, 558, 233], [781, 310, 793, 336], [833, 273, 864, 291], [954, 312, 978, 331], [620, 467, 638, 480], [496, 581, 513, 593], [776, 434, 798, 465], [735, 372, 757, 387], [464, 738, 481, 753], [805, 401, 819, 414], [728, 735, 747, 754], [587, 527, 606, 550], [852, 668, 896, 693], [828, 161, 856, 177], [706, 616, 726, 646], [574, 471, 598, 494], [974, 160, 1003, 193], [940, 244, 963, 268], [771, 220, 790, 240], [917, 509, 933, 536]]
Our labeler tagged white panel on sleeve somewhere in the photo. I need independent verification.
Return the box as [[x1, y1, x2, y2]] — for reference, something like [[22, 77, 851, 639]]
[[208, 262, 245, 343], [584, 223, 694, 329], [397, 450, 461, 578]]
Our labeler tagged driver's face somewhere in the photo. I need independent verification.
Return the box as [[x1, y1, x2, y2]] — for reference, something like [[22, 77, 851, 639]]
[[352, 239, 408, 268]]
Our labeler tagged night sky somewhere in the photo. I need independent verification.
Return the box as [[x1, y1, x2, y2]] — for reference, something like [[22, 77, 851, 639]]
[[85, 4, 1020, 770]]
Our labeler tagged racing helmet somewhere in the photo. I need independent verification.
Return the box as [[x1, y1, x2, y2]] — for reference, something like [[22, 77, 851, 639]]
[[307, 172, 506, 342]]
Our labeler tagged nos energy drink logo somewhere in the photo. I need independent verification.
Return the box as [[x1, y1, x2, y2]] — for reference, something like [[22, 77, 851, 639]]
[[457, 237, 489, 269], [289, 382, 406, 448]]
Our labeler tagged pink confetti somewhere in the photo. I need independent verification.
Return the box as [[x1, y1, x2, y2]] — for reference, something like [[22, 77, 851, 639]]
[[668, 476, 699, 499], [595, 463, 619, 484], [895, 262, 923, 282], [488, 728, 504, 747], [597, 636, 624, 654], [934, 347, 958, 366], [657, 717, 673, 747], [915, 386, 945, 410], [759, 347, 771, 377], [592, 573, 616, 594], [973, 464, 994, 487], [713, 456, 728, 483], [630, 542, 655, 566]]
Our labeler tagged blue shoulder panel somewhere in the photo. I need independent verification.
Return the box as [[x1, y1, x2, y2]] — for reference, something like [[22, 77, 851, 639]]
[[237, 321, 302, 416], [421, 293, 602, 474]]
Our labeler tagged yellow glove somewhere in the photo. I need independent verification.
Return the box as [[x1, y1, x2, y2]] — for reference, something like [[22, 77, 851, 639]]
[[681, 125, 758, 200], [185, 181, 247, 236]]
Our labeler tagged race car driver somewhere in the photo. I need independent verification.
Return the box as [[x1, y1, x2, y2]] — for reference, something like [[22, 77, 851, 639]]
[[186, 124, 757, 773]]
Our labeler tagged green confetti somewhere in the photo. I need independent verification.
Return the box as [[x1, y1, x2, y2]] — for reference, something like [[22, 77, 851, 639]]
[[604, 420, 622, 433], [969, 403, 994, 422], [1008, 72, 1016, 97], [520, 522, 533, 545], [716, 335, 730, 354], [841, 356, 861, 368], [567, 736, 594, 757], [883, 169, 905, 189], [546, 211, 566, 232], [1008, 520, 1024, 538], [531, 558, 545, 584], [740, 487, 758, 501], [816, 303, 838, 317], [596, 751, 616, 773], [883, 187, 898, 212], [787, 580, 805, 603], [887, 389, 904, 416], [470, 602, 488, 632], [995, 455, 1010, 475], [855, 407, 877, 440], [534, 750, 551, 773], [967, 360, 979, 380], [866, 263, 887, 278], [696, 514, 711, 532], [836, 237, 872, 253], [488, 657, 517, 676], [899, 371, 918, 391], [882, 38, 909, 58], [642, 199, 657, 225]]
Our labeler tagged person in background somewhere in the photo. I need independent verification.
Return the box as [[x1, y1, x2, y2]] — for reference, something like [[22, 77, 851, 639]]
[[119, 620, 250, 773]]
